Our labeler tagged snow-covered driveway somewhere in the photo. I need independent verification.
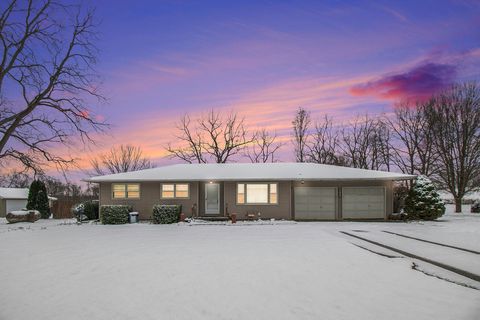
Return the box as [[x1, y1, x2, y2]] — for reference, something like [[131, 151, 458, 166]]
[[0, 211, 479, 320]]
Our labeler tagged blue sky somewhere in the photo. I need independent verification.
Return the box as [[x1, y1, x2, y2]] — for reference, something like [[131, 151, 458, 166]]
[[38, 0, 480, 166]]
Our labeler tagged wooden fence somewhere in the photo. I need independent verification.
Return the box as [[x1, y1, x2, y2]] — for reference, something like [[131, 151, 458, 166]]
[[51, 199, 77, 219]]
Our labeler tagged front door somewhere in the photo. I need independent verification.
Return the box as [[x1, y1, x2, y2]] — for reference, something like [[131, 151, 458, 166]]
[[205, 183, 220, 214]]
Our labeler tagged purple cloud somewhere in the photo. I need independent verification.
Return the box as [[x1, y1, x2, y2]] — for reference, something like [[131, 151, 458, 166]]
[[350, 62, 457, 101]]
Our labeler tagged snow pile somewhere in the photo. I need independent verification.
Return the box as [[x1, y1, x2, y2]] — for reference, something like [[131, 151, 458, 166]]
[[8, 210, 31, 216], [0, 218, 479, 319]]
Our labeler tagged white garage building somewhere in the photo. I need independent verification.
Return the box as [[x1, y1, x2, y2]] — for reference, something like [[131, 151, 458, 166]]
[[0, 188, 30, 217], [0, 188, 58, 217]]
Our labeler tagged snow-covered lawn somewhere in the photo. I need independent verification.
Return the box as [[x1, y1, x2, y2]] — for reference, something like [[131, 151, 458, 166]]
[[0, 205, 479, 320]]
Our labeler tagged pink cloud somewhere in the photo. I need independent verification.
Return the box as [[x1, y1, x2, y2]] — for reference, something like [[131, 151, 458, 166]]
[[349, 62, 457, 101]]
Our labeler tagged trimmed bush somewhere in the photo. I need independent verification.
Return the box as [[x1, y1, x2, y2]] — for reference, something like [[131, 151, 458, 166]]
[[152, 205, 181, 224], [100, 205, 131, 224], [404, 175, 445, 220]]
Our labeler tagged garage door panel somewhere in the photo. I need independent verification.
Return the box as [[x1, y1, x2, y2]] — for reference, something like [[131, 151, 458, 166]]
[[6, 199, 27, 214], [294, 187, 336, 220], [342, 187, 385, 219]]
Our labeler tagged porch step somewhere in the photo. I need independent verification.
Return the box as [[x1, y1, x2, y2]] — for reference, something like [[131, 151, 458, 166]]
[[195, 216, 229, 221]]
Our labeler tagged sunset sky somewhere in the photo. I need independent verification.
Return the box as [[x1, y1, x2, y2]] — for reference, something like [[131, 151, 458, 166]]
[[61, 0, 480, 171]]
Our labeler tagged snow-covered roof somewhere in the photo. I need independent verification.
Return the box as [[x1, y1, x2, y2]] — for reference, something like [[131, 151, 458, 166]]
[[0, 188, 57, 200], [0, 188, 29, 199], [85, 162, 416, 182]]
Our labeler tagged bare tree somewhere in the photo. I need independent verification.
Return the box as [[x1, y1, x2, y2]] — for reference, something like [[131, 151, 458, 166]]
[[292, 107, 311, 162], [425, 82, 480, 212], [90, 145, 155, 175], [307, 115, 344, 165], [245, 129, 283, 163], [166, 110, 255, 163], [386, 101, 437, 176], [0, 0, 105, 173], [376, 119, 392, 172], [340, 114, 390, 170], [0, 170, 31, 187]]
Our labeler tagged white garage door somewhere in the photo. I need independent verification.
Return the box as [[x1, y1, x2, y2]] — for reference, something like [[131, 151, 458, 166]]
[[294, 187, 336, 220], [6, 199, 27, 214], [342, 187, 385, 219]]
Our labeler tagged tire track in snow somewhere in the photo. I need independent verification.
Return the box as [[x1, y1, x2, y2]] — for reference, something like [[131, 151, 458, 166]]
[[382, 230, 480, 255], [340, 231, 480, 283]]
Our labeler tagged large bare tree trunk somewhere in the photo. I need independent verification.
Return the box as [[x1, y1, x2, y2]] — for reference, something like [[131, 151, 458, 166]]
[[386, 101, 438, 176], [425, 82, 480, 213], [0, 0, 106, 173], [454, 198, 462, 213]]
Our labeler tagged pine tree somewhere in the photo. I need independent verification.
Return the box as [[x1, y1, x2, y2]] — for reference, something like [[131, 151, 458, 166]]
[[26, 180, 51, 218], [404, 175, 445, 220], [26, 180, 40, 210], [36, 189, 50, 219]]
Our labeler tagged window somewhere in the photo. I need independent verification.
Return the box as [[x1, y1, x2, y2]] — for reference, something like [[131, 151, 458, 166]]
[[161, 183, 190, 199], [161, 184, 175, 198], [127, 184, 140, 198], [112, 184, 140, 199], [270, 183, 277, 204], [237, 183, 278, 204], [175, 184, 189, 198], [237, 183, 245, 204]]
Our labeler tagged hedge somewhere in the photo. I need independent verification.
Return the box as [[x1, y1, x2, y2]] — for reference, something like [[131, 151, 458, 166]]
[[100, 205, 131, 224], [152, 205, 181, 224]]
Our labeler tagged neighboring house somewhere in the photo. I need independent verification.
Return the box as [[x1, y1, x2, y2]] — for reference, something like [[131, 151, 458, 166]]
[[0, 188, 29, 217], [0, 188, 57, 217], [86, 163, 415, 221]]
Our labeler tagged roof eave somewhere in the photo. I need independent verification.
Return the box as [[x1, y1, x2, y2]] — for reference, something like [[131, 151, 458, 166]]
[[85, 176, 416, 183]]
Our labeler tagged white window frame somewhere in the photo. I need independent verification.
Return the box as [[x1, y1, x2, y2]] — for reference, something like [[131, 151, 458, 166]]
[[236, 182, 278, 205], [161, 183, 190, 199], [112, 183, 140, 199]]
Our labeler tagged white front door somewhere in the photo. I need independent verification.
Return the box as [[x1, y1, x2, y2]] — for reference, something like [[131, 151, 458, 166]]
[[205, 183, 220, 214]]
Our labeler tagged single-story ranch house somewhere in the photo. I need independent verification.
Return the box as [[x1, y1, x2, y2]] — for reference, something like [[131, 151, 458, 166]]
[[86, 163, 415, 221]]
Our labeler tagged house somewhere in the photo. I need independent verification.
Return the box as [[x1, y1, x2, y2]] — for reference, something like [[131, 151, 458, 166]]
[[0, 188, 30, 217], [86, 163, 415, 221], [0, 188, 57, 217]]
